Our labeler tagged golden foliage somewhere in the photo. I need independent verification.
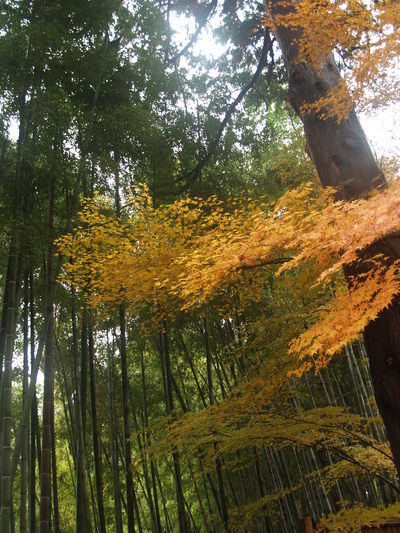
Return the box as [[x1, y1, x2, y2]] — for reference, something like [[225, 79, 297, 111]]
[[154, 403, 373, 459], [323, 444, 395, 492], [317, 502, 400, 532], [58, 179, 400, 373]]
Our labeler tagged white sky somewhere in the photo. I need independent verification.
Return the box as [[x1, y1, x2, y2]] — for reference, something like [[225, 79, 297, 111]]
[[360, 105, 400, 161]]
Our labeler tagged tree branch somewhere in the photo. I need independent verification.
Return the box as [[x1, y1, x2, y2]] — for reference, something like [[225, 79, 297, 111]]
[[168, 0, 218, 66], [177, 28, 274, 186], [238, 257, 292, 270]]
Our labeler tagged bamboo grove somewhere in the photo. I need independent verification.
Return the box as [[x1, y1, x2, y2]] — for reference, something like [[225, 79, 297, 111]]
[[0, 0, 400, 532]]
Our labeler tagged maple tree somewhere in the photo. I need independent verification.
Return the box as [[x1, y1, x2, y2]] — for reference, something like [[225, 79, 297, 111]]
[[59, 178, 400, 372]]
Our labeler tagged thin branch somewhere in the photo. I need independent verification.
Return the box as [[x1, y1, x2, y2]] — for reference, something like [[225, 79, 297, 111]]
[[168, 0, 218, 66], [238, 257, 292, 270], [176, 29, 274, 186]]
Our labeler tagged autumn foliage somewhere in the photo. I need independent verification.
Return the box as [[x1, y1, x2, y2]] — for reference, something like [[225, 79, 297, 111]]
[[58, 176, 400, 375]]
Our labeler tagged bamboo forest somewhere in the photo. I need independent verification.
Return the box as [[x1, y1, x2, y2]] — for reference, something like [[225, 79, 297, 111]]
[[1, 0, 400, 531]]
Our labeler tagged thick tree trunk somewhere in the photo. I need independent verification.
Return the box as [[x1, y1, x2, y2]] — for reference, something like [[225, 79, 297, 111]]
[[269, 0, 400, 478], [269, 1, 384, 198], [363, 298, 400, 477]]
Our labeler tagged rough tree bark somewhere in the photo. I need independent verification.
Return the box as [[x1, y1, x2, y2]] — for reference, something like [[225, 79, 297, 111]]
[[269, 0, 400, 478]]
